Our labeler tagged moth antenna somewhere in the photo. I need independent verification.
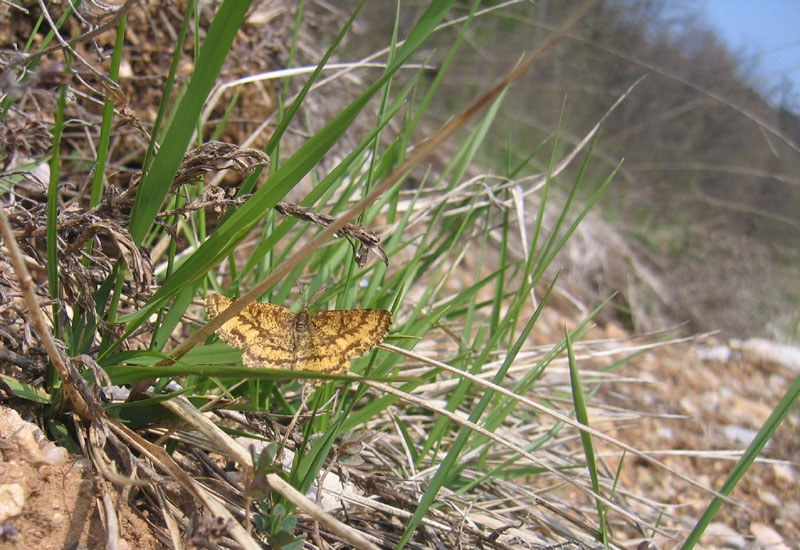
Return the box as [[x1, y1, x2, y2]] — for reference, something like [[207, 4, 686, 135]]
[[288, 274, 308, 309], [307, 285, 329, 310]]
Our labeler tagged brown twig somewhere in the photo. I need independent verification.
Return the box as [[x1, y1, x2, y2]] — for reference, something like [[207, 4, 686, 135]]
[[158, 395, 381, 550], [106, 414, 263, 550]]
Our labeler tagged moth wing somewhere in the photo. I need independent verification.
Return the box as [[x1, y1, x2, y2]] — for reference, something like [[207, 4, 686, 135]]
[[206, 294, 296, 369], [294, 309, 391, 374]]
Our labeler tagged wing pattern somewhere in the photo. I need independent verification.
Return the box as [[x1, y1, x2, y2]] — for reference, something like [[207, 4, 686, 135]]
[[205, 293, 391, 376]]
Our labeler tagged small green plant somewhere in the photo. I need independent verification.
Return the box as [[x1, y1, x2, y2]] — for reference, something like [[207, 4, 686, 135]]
[[253, 503, 304, 550]]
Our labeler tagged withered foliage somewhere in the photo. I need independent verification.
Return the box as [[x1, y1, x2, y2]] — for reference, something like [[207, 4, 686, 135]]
[[9, 203, 152, 309], [0, 116, 51, 162], [85, 140, 271, 220], [275, 201, 388, 267], [0, 138, 271, 351], [0, 280, 48, 375], [186, 516, 232, 549], [0, 0, 388, 369]]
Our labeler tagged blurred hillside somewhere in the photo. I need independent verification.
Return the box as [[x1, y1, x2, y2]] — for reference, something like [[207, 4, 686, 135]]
[[343, 0, 800, 341]]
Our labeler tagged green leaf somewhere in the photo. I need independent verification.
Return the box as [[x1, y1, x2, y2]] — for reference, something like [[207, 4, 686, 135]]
[[0, 374, 52, 404], [114, 0, 458, 342]]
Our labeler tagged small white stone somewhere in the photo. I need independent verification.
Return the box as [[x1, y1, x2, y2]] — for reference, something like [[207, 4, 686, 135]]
[[705, 522, 746, 550], [739, 339, 800, 371], [42, 444, 69, 465], [771, 463, 796, 483], [722, 425, 758, 445], [751, 522, 790, 550], [0, 483, 25, 521], [697, 345, 732, 362], [757, 489, 780, 508]]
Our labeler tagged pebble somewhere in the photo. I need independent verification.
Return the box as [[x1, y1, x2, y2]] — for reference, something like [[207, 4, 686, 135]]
[[697, 345, 732, 362], [705, 522, 746, 550], [0, 484, 25, 521], [750, 522, 790, 550], [722, 425, 758, 445], [733, 338, 800, 372], [771, 463, 796, 483]]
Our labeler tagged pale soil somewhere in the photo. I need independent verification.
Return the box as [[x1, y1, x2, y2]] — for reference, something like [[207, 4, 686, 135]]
[[0, 407, 163, 550], [598, 337, 799, 548]]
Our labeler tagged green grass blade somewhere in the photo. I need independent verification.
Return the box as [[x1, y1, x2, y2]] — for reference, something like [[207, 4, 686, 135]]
[[566, 328, 609, 547], [127, 0, 252, 244], [89, 16, 127, 207], [681, 372, 800, 549], [0, 374, 52, 404], [143, 0, 196, 173], [237, 99, 404, 280], [47, 57, 70, 339], [535, 137, 621, 280], [398, 283, 545, 548], [236, 0, 364, 200]]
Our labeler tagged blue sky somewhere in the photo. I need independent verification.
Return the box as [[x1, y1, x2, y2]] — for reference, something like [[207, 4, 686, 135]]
[[703, 0, 800, 111]]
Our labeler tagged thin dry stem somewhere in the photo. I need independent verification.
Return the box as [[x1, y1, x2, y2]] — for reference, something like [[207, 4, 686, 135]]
[[159, 395, 381, 550], [362, 377, 661, 533], [0, 204, 93, 420], [5, 0, 137, 99], [378, 341, 738, 507], [101, 490, 120, 550], [107, 415, 263, 550]]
